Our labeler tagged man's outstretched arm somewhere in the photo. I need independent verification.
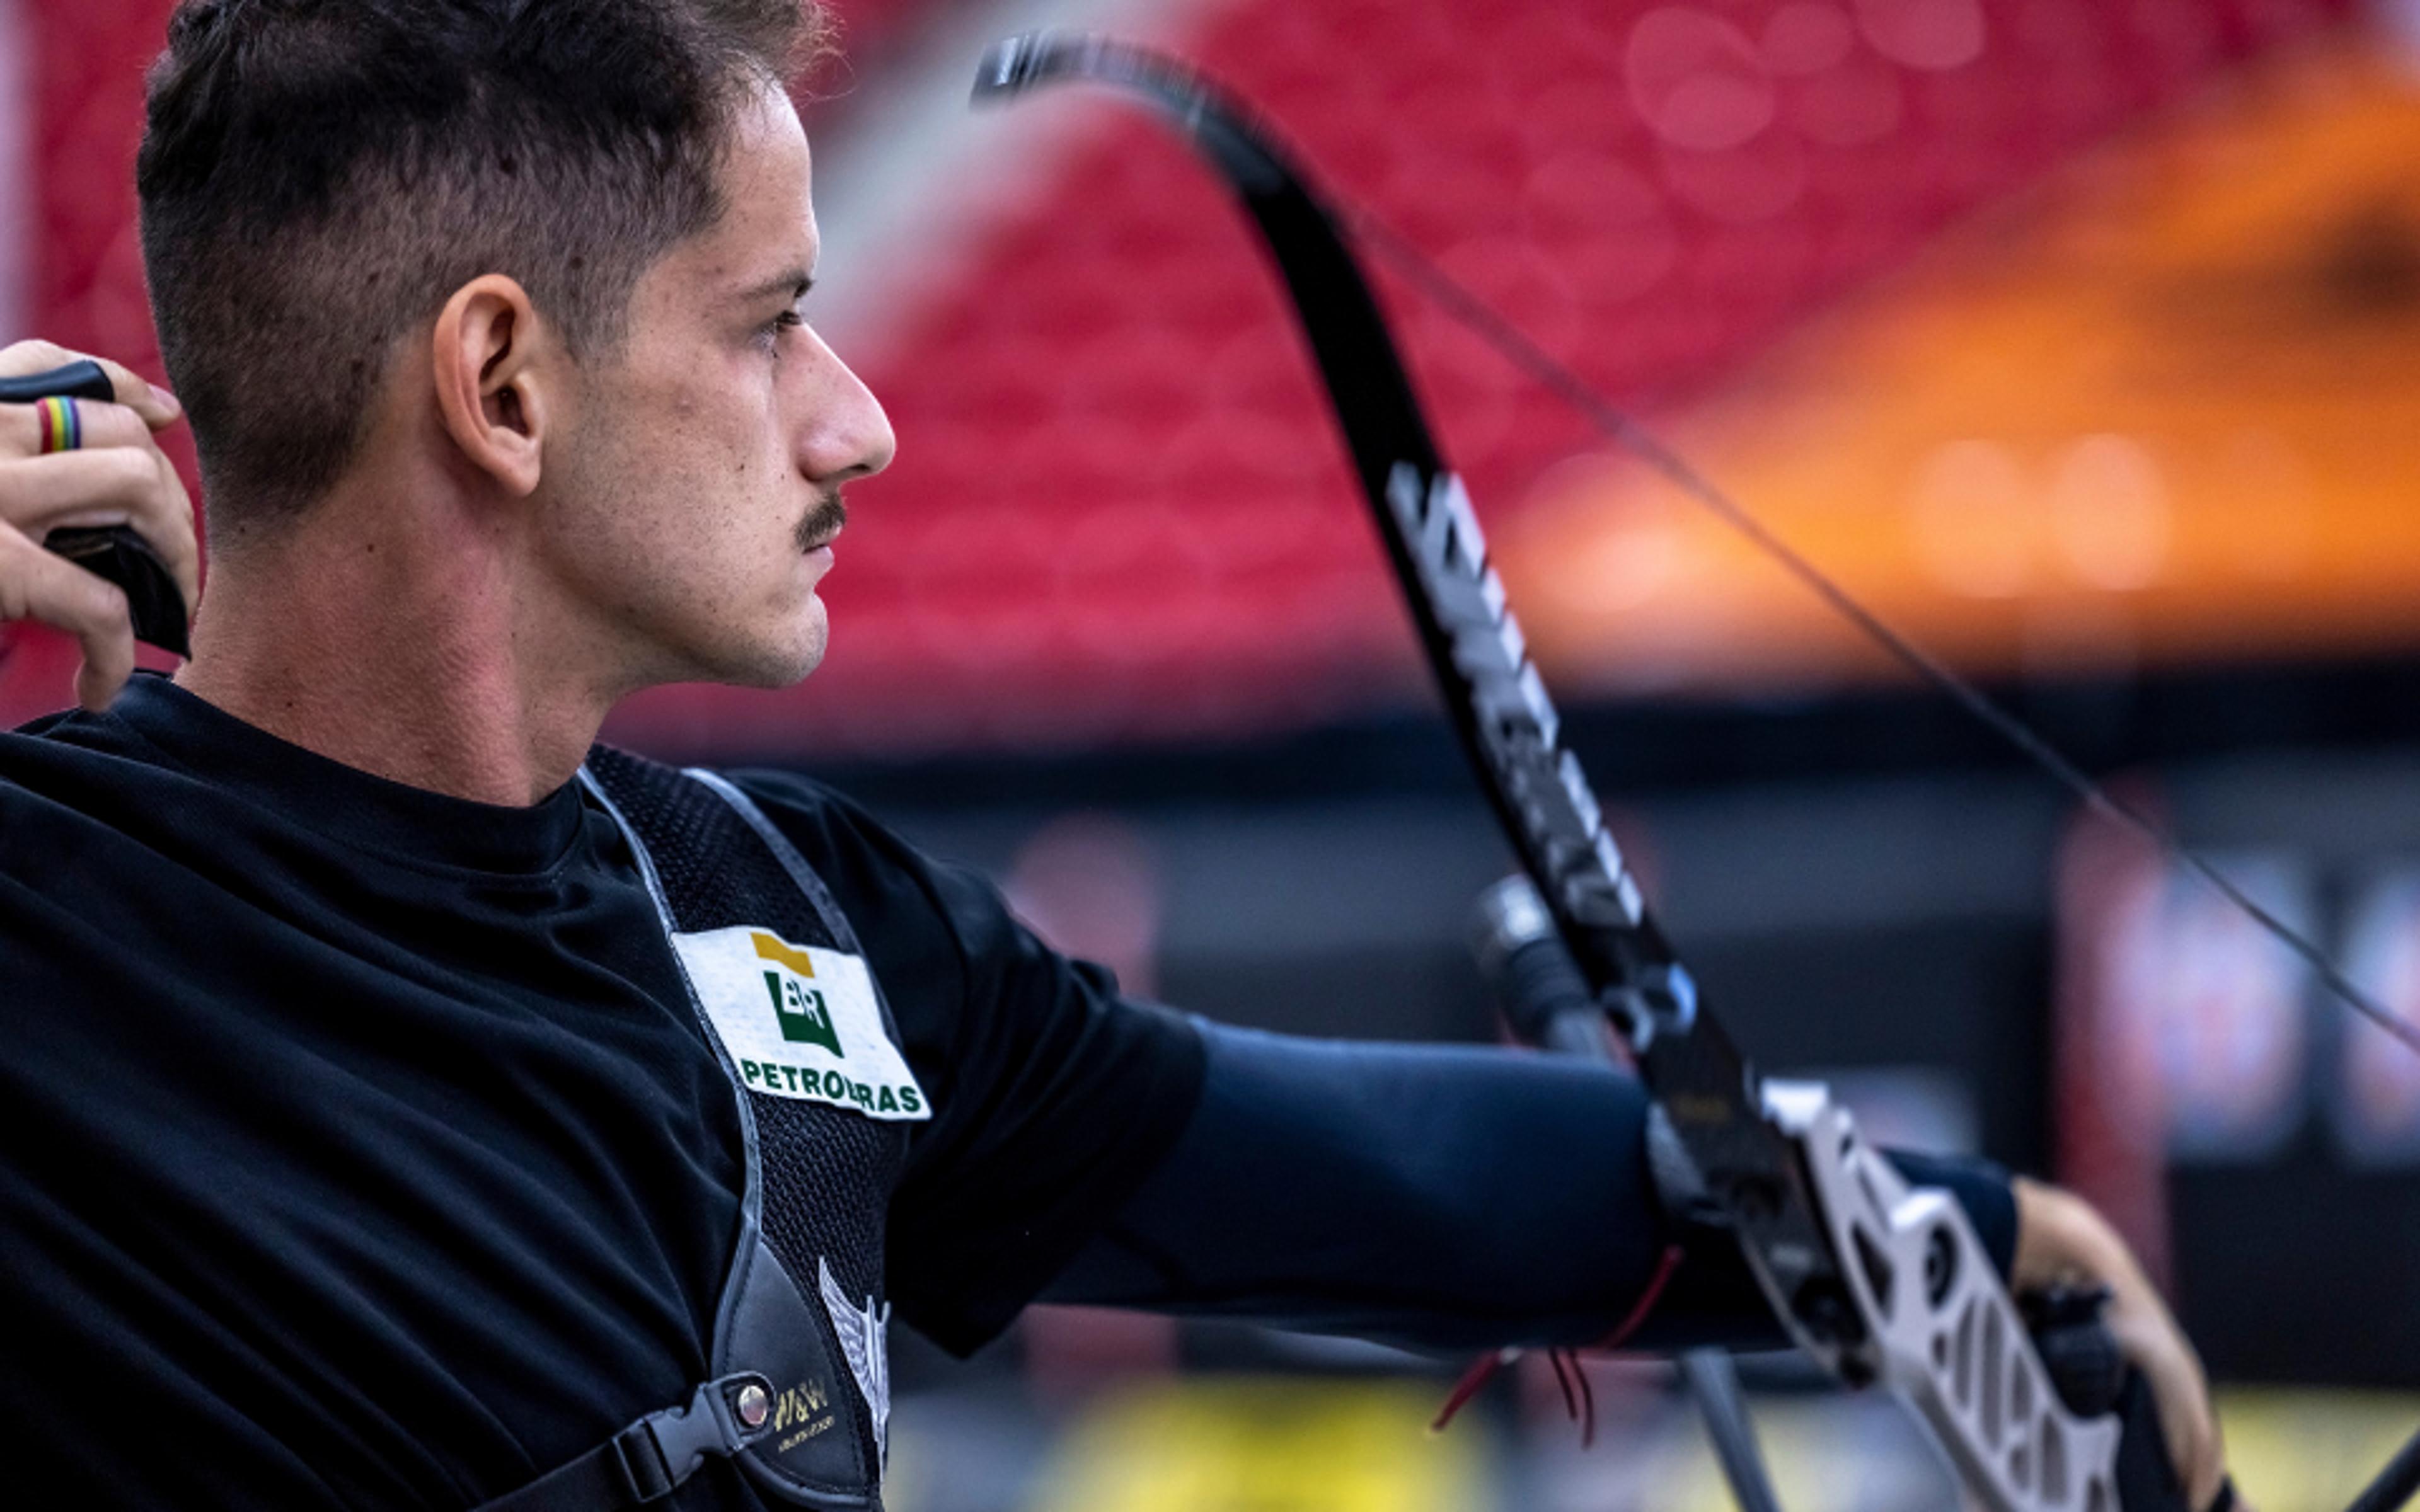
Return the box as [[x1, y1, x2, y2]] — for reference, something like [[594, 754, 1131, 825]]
[[730, 770, 2226, 1502], [1044, 1019, 2225, 1504], [1040, 1019, 2007, 1352]]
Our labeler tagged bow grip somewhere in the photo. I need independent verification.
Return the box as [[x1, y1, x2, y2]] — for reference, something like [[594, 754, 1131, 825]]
[[0, 361, 192, 657], [2026, 1286, 2127, 1418], [2029, 1288, 2235, 1512]]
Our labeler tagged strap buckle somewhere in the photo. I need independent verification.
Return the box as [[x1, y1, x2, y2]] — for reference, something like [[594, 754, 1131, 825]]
[[609, 1372, 775, 1503]]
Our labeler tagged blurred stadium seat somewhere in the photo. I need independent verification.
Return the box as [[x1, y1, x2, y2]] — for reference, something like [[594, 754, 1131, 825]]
[[1, 0, 2370, 752], [639, 0, 2369, 755]]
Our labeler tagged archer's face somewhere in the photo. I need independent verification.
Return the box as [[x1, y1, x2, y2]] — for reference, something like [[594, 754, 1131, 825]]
[[541, 79, 893, 694]]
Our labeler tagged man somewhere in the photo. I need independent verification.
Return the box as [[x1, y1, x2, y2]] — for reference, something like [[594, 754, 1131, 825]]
[[0, 0, 2228, 1507]]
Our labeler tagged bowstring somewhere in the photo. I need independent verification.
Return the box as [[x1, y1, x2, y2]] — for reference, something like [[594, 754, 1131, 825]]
[[1336, 202, 2420, 1062]]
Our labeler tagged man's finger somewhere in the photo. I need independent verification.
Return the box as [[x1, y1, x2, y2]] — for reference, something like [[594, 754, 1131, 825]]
[[0, 341, 182, 430], [0, 340, 78, 378], [0, 398, 157, 460], [0, 527, 137, 711], [0, 448, 179, 533]]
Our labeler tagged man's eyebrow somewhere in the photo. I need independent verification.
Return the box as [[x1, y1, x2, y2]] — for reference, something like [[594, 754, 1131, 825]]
[[734, 268, 814, 305]]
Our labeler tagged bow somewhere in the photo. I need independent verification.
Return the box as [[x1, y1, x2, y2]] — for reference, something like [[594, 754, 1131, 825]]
[[969, 32, 2420, 1512]]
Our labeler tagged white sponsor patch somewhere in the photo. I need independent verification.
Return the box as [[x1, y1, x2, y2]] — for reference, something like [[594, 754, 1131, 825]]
[[671, 926, 931, 1121]]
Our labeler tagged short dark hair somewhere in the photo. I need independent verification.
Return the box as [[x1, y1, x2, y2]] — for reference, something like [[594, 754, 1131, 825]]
[[138, 0, 829, 536]]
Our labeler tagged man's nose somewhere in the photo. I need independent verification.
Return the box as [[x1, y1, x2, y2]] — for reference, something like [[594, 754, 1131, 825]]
[[802, 329, 896, 484]]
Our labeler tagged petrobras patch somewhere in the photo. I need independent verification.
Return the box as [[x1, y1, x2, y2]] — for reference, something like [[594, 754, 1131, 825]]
[[671, 926, 931, 1121]]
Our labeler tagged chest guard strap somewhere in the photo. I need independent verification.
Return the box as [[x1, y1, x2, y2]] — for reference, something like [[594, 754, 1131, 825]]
[[477, 750, 913, 1511], [474, 1373, 776, 1512]]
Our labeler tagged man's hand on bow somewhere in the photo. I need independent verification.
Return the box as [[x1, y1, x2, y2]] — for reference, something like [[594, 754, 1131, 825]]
[[2015, 1177, 2242, 1511]]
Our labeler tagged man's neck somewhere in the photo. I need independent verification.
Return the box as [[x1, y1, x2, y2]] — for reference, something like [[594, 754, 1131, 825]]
[[175, 499, 619, 808]]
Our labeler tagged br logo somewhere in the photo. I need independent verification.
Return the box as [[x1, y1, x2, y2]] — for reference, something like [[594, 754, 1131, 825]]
[[752, 932, 842, 1057]]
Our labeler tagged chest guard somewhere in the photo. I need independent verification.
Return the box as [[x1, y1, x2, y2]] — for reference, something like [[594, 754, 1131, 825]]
[[480, 748, 925, 1512]]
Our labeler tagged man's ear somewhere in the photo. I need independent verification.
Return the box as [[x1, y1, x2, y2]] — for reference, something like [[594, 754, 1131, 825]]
[[431, 275, 555, 498]]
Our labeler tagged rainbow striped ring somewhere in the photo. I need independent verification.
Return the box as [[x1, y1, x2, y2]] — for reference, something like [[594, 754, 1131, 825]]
[[35, 396, 81, 454]]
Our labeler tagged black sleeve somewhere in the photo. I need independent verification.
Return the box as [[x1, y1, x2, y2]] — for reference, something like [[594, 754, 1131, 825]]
[[1046, 1021, 2022, 1354], [725, 771, 1209, 1356], [1044, 1022, 1673, 1349]]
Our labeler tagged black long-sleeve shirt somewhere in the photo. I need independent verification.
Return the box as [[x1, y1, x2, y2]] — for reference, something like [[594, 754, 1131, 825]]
[[0, 674, 2009, 1509]]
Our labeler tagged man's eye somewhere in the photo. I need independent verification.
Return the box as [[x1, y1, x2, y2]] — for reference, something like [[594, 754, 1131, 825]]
[[756, 307, 806, 351]]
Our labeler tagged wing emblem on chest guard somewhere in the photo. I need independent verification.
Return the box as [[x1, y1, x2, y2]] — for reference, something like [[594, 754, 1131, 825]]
[[816, 1256, 892, 1465]]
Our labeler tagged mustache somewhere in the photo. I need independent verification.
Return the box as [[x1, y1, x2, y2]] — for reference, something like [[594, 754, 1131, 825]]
[[795, 492, 848, 551]]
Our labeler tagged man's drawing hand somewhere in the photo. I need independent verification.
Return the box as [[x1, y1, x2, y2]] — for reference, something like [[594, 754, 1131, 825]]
[[0, 341, 197, 710]]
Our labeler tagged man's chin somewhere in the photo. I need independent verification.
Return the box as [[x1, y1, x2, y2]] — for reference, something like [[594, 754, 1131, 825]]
[[716, 607, 830, 691], [633, 605, 828, 694]]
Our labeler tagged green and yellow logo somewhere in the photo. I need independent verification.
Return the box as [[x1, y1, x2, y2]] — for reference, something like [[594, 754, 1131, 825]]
[[754, 932, 843, 1057]]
